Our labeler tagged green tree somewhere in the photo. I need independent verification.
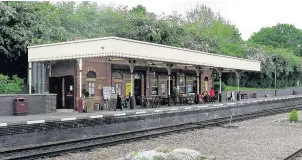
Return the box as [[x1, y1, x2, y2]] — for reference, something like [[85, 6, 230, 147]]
[[0, 74, 24, 94], [249, 23, 302, 56], [130, 4, 147, 16]]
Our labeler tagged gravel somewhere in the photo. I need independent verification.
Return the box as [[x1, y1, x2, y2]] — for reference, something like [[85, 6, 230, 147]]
[[54, 111, 302, 160]]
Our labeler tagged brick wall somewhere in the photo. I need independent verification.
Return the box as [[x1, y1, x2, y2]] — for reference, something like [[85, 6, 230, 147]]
[[0, 94, 56, 116], [77, 58, 111, 105], [69, 58, 214, 106]]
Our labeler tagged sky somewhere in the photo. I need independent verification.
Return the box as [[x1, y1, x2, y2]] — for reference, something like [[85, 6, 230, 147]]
[[97, 0, 302, 40]]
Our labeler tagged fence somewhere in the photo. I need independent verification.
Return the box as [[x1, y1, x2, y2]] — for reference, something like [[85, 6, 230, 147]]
[[221, 86, 302, 102]]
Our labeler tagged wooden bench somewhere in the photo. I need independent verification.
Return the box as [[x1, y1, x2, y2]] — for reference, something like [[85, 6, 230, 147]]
[[240, 93, 248, 99]]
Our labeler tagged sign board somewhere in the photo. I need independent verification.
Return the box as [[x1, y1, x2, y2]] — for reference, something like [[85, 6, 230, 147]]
[[103, 86, 112, 100], [125, 83, 131, 96]]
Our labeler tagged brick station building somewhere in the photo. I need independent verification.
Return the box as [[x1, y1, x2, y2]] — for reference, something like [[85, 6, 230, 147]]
[[28, 37, 261, 110]]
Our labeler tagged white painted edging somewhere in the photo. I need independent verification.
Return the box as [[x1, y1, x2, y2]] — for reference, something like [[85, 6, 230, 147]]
[[170, 108, 178, 111], [0, 123, 7, 127], [114, 113, 126, 117], [90, 115, 104, 119], [154, 110, 163, 113], [27, 120, 45, 124], [61, 117, 77, 121], [184, 107, 192, 110], [136, 111, 146, 114]]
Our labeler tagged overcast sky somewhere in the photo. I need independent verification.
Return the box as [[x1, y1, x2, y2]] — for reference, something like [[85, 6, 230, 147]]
[[97, 0, 302, 40]]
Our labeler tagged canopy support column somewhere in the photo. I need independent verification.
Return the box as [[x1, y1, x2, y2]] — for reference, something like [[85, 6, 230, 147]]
[[234, 70, 241, 101], [212, 68, 222, 102], [28, 62, 32, 94], [166, 64, 173, 106], [77, 58, 83, 112], [48, 61, 52, 77], [128, 59, 136, 109], [194, 66, 202, 104]]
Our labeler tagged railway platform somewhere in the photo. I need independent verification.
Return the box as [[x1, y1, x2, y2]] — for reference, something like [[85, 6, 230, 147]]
[[1, 94, 302, 152], [0, 95, 301, 127]]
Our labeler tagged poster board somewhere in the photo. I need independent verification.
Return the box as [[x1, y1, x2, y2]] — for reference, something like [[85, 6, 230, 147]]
[[103, 86, 112, 100], [125, 83, 131, 96]]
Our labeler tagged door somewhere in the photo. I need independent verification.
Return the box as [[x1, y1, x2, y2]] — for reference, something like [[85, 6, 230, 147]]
[[134, 79, 142, 105], [64, 75, 74, 109], [49, 77, 63, 109]]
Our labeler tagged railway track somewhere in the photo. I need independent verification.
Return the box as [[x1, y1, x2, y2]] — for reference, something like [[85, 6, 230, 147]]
[[284, 148, 302, 160], [1, 105, 301, 160]]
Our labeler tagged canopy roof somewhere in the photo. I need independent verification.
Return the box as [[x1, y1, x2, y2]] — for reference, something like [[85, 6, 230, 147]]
[[28, 37, 261, 71]]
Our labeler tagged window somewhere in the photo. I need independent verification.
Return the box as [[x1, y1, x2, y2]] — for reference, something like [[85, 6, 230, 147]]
[[88, 82, 95, 96], [86, 71, 96, 96], [179, 74, 186, 94], [87, 71, 96, 78], [150, 72, 158, 95]]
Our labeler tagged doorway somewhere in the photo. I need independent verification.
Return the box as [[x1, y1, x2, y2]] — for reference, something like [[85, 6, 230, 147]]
[[49, 75, 74, 109], [134, 73, 142, 106], [49, 77, 63, 109], [64, 75, 74, 109]]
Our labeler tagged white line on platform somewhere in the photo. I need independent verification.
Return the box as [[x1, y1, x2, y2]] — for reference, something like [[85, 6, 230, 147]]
[[154, 110, 163, 112], [90, 115, 104, 119], [228, 103, 236, 105], [0, 123, 7, 127], [136, 111, 146, 114], [170, 108, 178, 111], [198, 105, 207, 108], [185, 107, 191, 110], [61, 117, 77, 121], [114, 113, 126, 116], [27, 120, 45, 124]]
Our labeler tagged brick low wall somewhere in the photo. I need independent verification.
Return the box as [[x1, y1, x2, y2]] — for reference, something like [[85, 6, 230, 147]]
[[0, 94, 56, 116]]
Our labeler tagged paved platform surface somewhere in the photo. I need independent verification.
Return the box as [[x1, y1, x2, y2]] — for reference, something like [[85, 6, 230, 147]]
[[0, 95, 301, 126]]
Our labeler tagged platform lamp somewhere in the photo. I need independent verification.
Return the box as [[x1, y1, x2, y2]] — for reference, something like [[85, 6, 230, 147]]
[[273, 57, 277, 97]]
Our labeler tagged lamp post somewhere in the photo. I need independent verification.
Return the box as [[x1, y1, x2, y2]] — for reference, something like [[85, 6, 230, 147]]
[[273, 57, 277, 96]]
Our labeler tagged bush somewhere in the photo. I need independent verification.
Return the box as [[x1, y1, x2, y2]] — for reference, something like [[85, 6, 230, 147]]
[[213, 81, 226, 91], [0, 74, 24, 94], [289, 109, 299, 123]]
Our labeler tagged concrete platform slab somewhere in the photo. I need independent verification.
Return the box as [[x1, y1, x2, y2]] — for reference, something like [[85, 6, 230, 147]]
[[0, 95, 301, 126]]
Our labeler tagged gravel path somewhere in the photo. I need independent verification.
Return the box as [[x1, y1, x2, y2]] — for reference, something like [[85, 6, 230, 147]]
[[54, 111, 302, 160]]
